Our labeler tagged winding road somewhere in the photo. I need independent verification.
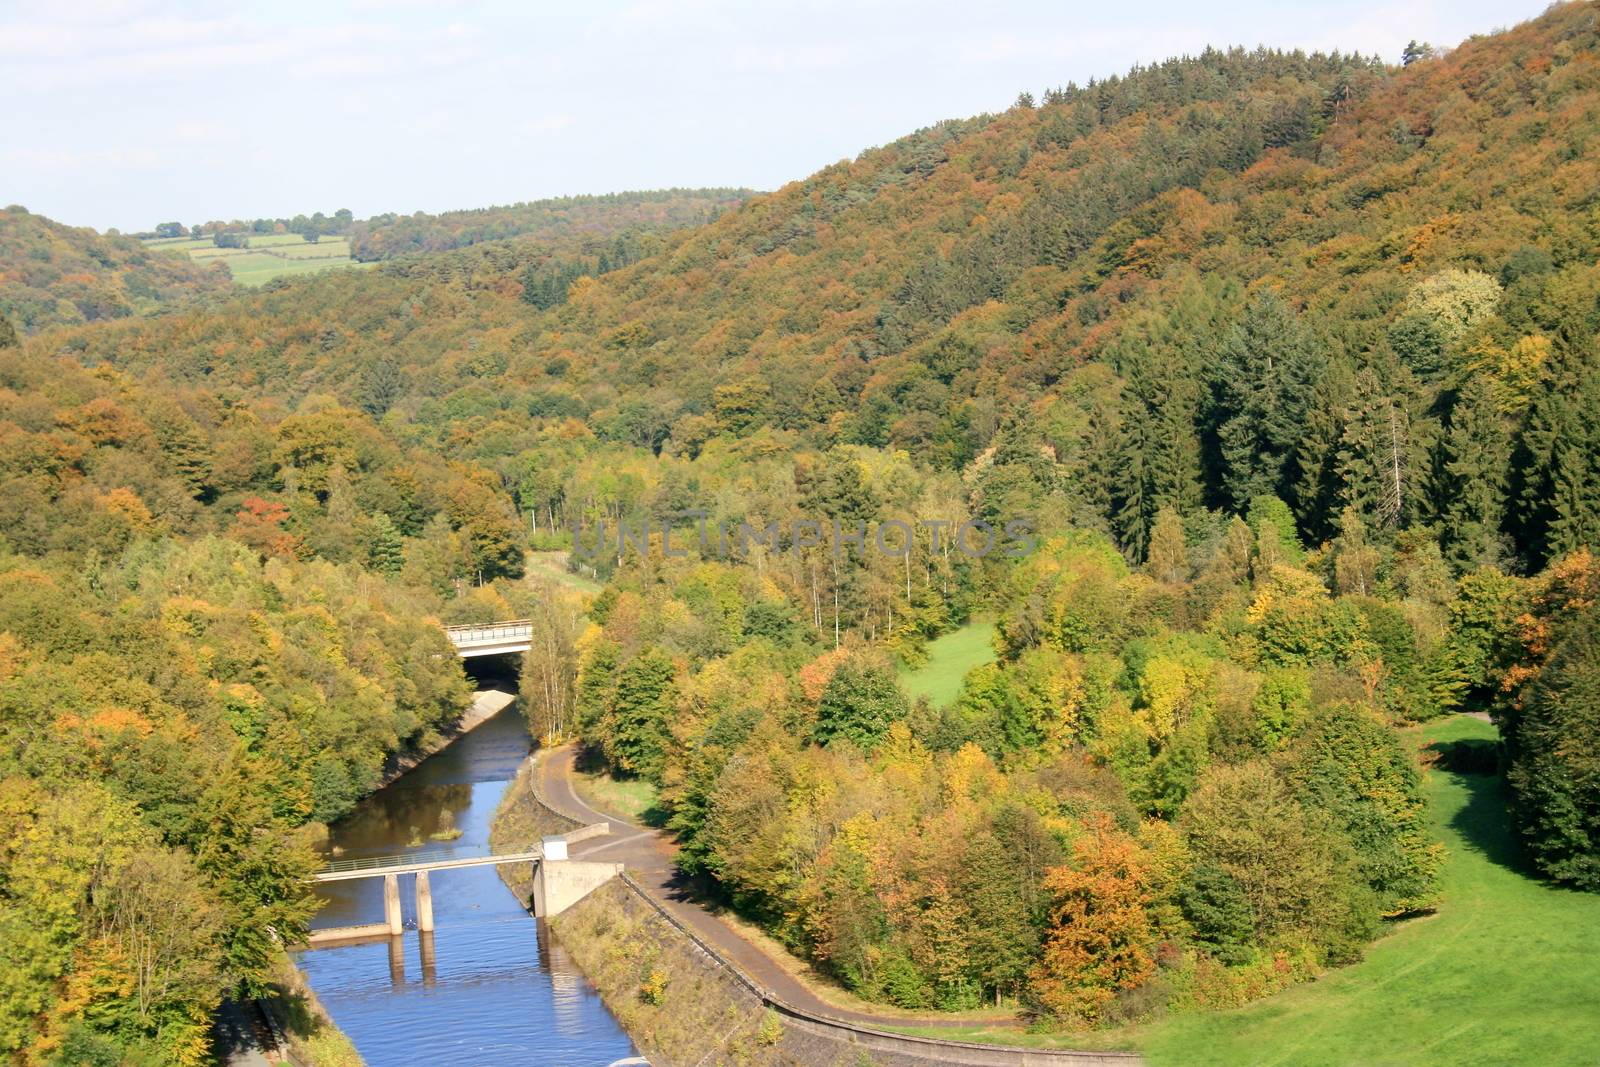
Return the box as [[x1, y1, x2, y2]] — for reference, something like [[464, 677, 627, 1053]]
[[539, 745, 1020, 1031]]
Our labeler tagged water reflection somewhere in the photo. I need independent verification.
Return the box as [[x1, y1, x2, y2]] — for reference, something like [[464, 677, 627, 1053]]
[[294, 703, 637, 1066]]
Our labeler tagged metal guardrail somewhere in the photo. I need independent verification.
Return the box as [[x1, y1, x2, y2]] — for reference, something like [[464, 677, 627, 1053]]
[[312, 849, 546, 882], [444, 620, 534, 645], [319, 849, 462, 875]]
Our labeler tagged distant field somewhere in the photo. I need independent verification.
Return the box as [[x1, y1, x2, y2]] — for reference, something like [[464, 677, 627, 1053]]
[[898, 620, 997, 708], [143, 233, 368, 286]]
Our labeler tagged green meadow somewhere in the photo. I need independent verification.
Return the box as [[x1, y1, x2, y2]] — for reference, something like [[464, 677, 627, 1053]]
[[144, 232, 368, 286], [898, 620, 999, 708]]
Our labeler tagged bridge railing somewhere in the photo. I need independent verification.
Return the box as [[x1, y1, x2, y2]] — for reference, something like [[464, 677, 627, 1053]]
[[443, 620, 534, 645], [318, 850, 463, 875]]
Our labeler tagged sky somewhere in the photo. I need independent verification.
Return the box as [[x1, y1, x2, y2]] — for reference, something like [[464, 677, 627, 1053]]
[[4, 0, 1553, 233]]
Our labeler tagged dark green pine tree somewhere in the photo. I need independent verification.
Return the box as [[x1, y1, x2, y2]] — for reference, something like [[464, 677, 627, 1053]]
[[1548, 422, 1600, 558], [0, 311, 17, 349], [356, 357, 404, 418], [1079, 395, 1123, 531], [1439, 377, 1512, 568], [1512, 381, 1574, 565], [1108, 276, 1228, 557], [1334, 368, 1434, 531], [1292, 356, 1355, 544], [958, 826, 1046, 1001], [801, 450, 880, 527], [363, 512, 406, 575], [1515, 339, 1600, 565], [1505, 607, 1600, 889], [1209, 294, 1317, 512], [1113, 344, 1205, 559]]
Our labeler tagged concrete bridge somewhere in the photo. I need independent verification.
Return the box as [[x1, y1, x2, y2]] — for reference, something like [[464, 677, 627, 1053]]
[[305, 824, 619, 945], [444, 619, 533, 658]]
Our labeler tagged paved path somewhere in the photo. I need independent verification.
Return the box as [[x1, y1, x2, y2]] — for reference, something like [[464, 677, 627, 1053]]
[[540, 745, 1018, 1031], [213, 999, 273, 1067]]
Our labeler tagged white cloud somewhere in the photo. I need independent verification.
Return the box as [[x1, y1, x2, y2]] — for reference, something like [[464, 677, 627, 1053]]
[[7, 146, 160, 170], [520, 114, 576, 135], [167, 120, 239, 144], [733, 42, 857, 73]]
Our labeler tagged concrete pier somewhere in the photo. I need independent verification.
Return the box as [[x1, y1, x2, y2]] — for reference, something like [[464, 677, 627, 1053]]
[[420, 930, 437, 985], [304, 923, 392, 945], [383, 873, 403, 935], [416, 870, 434, 933]]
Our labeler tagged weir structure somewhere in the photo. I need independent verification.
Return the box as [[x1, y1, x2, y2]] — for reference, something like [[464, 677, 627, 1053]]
[[304, 825, 619, 946]]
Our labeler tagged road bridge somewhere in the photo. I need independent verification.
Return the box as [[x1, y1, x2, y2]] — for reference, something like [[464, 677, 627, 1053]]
[[444, 619, 534, 658]]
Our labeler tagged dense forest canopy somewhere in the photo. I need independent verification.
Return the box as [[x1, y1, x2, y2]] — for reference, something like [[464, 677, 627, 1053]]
[[144, 189, 756, 258], [343, 189, 757, 261], [0, 207, 231, 333], [3, 3, 1600, 1060]]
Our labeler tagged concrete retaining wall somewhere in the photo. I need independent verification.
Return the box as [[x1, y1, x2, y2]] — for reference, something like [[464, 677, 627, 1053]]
[[533, 858, 625, 917]]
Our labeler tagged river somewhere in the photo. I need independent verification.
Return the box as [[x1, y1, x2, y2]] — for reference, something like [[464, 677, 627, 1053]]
[[294, 695, 638, 1066]]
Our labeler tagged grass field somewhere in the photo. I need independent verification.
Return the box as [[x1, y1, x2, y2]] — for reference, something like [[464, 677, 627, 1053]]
[[898, 620, 998, 708], [571, 763, 664, 825], [891, 715, 1600, 1064], [143, 233, 367, 286], [525, 550, 604, 595]]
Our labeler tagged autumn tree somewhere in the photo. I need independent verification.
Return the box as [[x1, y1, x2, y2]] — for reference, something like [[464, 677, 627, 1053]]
[[1027, 816, 1154, 1026], [1144, 506, 1189, 584], [521, 588, 587, 741]]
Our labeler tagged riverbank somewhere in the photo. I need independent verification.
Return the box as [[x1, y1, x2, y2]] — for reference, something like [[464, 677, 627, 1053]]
[[262, 952, 365, 1067], [488, 751, 581, 905], [376, 687, 516, 788], [221, 692, 522, 1067]]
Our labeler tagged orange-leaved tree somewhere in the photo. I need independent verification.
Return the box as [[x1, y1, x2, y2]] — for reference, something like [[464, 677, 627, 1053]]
[[1027, 814, 1155, 1026]]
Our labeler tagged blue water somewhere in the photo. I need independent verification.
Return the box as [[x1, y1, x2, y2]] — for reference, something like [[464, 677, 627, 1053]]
[[294, 703, 637, 1067]]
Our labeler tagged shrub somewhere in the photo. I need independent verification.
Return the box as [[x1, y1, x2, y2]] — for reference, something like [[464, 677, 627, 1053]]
[[639, 967, 669, 1005], [756, 1007, 784, 1046]]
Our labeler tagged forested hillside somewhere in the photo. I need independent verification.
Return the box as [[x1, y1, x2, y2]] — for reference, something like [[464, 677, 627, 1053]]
[[344, 189, 755, 261], [0, 207, 231, 334], [4, 3, 1600, 1061], [44, 5, 1600, 575]]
